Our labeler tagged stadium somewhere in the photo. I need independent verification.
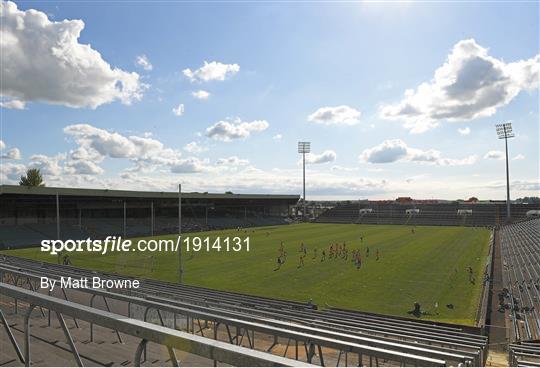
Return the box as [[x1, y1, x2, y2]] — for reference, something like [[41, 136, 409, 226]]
[[1, 182, 539, 366], [1, 1, 539, 367]]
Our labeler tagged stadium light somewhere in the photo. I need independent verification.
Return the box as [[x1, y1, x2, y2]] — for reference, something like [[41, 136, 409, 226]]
[[496, 122, 515, 223], [298, 141, 311, 221]]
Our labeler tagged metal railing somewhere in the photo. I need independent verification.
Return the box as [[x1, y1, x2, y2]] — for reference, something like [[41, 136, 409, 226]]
[[0, 255, 491, 366], [0, 282, 314, 367], [0, 265, 451, 366]]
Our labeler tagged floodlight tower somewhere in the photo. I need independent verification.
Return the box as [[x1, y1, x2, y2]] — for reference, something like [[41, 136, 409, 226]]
[[298, 141, 311, 221], [496, 122, 515, 223]]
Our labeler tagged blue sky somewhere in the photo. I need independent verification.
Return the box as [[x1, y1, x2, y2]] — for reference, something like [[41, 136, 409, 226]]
[[0, 1, 538, 199]]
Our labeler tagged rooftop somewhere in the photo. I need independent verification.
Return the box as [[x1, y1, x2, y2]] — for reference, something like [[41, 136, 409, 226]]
[[0, 185, 300, 201]]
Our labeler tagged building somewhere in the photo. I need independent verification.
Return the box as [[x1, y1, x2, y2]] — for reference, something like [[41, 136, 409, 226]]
[[0, 185, 299, 248]]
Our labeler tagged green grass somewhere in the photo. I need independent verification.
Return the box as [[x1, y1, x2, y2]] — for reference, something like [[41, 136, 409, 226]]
[[4, 223, 491, 325]]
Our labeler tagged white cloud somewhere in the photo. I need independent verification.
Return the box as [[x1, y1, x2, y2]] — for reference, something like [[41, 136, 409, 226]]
[[170, 157, 210, 173], [183, 61, 240, 82], [68, 146, 103, 163], [64, 124, 155, 159], [183, 141, 207, 153], [205, 118, 269, 141], [19, 165, 535, 200], [136, 55, 153, 71], [0, 1, 146, 109], [0, 99, 25, 109], [0, 140, 21, 159], [484, 150, 505, 160], [458, 127, 471, 136], [360, 139, 409, 164], [172, 103, 185, 116], [486, 179, 540, 192], [331, 165, 358, 172], [405, 174, 430, 184], [3, 145, 534, 199], [1, 148, 536, 200], [28, 154, 65, 176], [273, 134, 283, 141], [435, 155, 478, 166], [62, 124, 215, 175], [308, 105, 361, 126], [64, 159, 104, 175], [1, 148, 21, 160], [0, 125, 217, 180], [305, 150, 337, 164], [216, 156, 249, 167], [64, 124, 180, 172], [192, 90, 210, 100], [512, 154, 525, 160], [512, 180, 539, 191], [380, 39, 540, 133], [113, 168, 388, 198], [63, 146, 103, 175], [360, 139, 477, 166], [0, 162, 26, 181]]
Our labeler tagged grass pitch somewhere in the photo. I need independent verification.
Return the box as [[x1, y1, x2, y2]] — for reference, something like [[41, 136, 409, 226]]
[[6, 223, 491, 325]]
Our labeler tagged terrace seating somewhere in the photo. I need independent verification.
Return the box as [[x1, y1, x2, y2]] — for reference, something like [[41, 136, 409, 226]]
[[0, 283, 299, 368], [316, 203, 539, 227], [0, 225, 46, 249], [499, 219, 540, 343], [0, 215, 289, 249], [0, 255, 488, 366], [509, 342, 540, 367], [0, 224, 93, 249]]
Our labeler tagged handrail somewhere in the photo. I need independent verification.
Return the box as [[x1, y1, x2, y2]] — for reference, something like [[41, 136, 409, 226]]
[[0, 267, 451, 366], [0, 282, 314, 367]]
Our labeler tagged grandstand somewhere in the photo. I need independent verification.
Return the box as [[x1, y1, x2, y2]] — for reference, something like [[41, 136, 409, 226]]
[[315, 201, 539, 227], [0, 255, 488, 367], [0, 185, 298, 249], [509, 343, 540, 367], [500, 219, 540, 342], [1, 183, 540, 366]]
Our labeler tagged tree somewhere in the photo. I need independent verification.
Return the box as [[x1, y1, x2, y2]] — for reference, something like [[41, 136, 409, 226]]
[[19, 168, 45, 187], [516, 196, 540, 204]]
